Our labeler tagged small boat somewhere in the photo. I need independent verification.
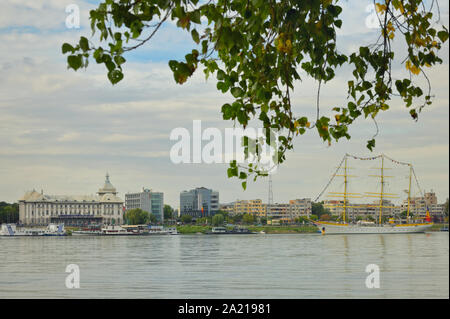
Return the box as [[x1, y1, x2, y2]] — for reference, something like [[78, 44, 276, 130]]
[[166, 227, 179, 235], [72, 224, 103, 236], [72, 230, 103, 235], [208, 227, 227, 234], [100, 225, 137, 235], [43, 223, 66, 236], [146, 225, 171, 235], [206, 226, 256, 235]]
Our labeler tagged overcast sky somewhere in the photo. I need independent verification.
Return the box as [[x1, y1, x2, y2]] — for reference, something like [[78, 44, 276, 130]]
[[0, 0, 448, 208]]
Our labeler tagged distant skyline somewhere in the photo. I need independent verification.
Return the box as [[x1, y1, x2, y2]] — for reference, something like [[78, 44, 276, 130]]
[[0, 1, 448, 208]]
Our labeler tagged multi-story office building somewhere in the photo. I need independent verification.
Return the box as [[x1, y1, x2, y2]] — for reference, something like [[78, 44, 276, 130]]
[[267, 203, 290, 220], [18, 173, 124, 226], [219, 203, 235, 215], [288, 198, 312, 218], [221, 198, 311, 222], [180, 187, 219, 217], [125, 188, 164, 223], [211, 191, 219, 212], [401, 191, 444, 219], [226, 199, 266, 217], [267, 199, 312, 222]]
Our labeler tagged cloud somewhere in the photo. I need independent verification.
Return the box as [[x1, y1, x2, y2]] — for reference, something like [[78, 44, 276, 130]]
[[100, 134, 154, 143], [57, 132, 81, 142], [0, 0, 448, 207]]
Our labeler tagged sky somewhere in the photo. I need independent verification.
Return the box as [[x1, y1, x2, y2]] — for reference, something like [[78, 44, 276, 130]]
[[0, 0, 448, 208]]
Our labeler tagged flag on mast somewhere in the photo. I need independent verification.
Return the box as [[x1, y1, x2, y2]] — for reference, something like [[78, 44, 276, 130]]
[[425, 207, 432, 222]]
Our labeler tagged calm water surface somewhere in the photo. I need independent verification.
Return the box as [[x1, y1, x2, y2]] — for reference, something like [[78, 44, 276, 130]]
[[0, 233, 448, 298]]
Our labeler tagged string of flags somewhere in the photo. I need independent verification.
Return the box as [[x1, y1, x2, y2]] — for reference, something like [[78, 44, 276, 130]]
[[346, 153, 382, 161], [383, 154, 411, 166], [314, 153, 423, 202]]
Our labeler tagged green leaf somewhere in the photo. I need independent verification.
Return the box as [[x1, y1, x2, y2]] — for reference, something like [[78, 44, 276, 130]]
[[230, 87, 244, 98], [366, 139, 376, 151], [62, 43, 74, 54], [114, 55, 126, 66], [191, 29, 200, 44], [67, 55, 82, 70], [107, 69, 124, 84], [217, 70, 226, 81], [79, 37, 89, 52], [437, 30, 449, 43]]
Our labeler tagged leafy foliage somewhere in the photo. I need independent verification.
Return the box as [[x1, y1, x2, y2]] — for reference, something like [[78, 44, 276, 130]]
[[242, 213, 255, 224], [212, 213, 225, 226], [181, 214, 193, 223], [125, 208, 150, 224], [311, 201, 331, 218], [62, 0, 449, 186], [0, 202, 19, 224], [164, 204, 174, 219]]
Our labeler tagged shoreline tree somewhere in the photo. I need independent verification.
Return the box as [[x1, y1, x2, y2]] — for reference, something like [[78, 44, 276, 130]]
[[164, 204, 174, 220], [62, 0, 448, 188], [125, 208, 150, 224], [181, 214, 193, 224]]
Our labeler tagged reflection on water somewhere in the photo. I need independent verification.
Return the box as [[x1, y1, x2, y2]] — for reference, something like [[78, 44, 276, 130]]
[[0, 233, 448, 298]]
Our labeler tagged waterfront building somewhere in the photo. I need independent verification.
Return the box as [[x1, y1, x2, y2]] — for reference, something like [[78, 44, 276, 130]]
[[401, 191, 445, 220], [221, 198, 311, 222], [219, 203, 235, 215], [125, 188, 164, 223], [267, 203, 290, 221], [226, 199, 266, 217], [180, 187, 219, 217], [288, 198, 312, 218], [18, 173, 124, 226], [324, 199, 399, 220]]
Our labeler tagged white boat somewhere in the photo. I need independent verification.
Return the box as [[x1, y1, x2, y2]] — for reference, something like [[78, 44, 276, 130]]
[[314, 221, 433, 234], [72, 224, 102, 236], [44, 223, 66, 236], [210, 227, 227, 233], [146, 225, 171, 235], [166, 227, 178, 235], [0, 224, 45, 236], [72, 230, 103, 235], [0, 223, 16, 236], [101, 225, 133, 235]]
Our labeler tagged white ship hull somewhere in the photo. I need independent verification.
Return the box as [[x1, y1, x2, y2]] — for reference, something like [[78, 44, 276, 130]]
[[72, 230, 102, 236], [314, 222, 433, 234]]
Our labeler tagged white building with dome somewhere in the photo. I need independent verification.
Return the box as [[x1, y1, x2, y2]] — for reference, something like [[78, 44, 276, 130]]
[[18, 173, 124, 226]]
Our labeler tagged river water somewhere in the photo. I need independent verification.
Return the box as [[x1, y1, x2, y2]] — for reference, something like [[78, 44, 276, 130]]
[[0, 233, 448, 298]]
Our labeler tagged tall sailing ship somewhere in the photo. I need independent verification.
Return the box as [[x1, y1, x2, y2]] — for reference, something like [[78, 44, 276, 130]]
[[313, 154, 433, 234]]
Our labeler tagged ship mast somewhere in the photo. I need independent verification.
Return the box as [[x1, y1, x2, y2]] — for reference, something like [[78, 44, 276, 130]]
[[366, 154, 398, 225], [407, 164, 412, 221], [343, 156, 348, 222], [379, 155, 385, 225], [325, 154, 361, 223]]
